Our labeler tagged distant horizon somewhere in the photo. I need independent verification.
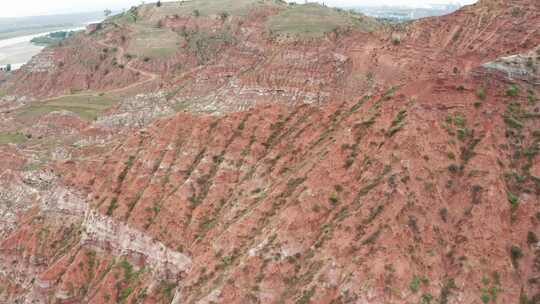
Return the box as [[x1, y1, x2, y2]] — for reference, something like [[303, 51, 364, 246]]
[[1, 0, 478, 18], [0, 10, 107, 20]]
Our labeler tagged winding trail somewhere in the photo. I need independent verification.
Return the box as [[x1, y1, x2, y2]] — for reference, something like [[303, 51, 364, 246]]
[[95, 31, 160, 94], [41, 29, 161, 103]]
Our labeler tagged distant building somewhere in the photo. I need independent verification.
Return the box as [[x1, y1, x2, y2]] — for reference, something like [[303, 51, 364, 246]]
[[0, 64, 11, 72]]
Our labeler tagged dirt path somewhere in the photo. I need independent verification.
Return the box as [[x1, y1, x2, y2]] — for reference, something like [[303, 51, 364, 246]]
[[95, 33, 159, 94], [42, 32, 161, 103]]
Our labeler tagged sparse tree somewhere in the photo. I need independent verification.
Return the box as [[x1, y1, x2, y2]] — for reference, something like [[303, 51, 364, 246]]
[[219, 12, 229, 22], [156, 0, 162, 7], [104, 9, 112, 17], [193, 9, 200, 17], [5, 64, 11, 72]]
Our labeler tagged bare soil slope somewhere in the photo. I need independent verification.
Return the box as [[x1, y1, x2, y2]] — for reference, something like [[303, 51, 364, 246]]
[[0, 0, 539, 303]]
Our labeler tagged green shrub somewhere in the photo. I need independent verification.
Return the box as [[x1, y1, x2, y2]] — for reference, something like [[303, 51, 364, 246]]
[[120, 260, 134, 282], [439, 208, 448, 222], [476, 88, 486, 100], [439, 279, 457, 304], [219, 11, 229, 21], [386, 109, 407, 137], [453, 114, 466, 127], [296, 287, 315, 304], [507, 191, 519, 212], [329, 194, 339, 206], [506, 85, 519, 97], [507, 192, 519, 205], [528, 231, 538, 245], [361, 228, 381, 245], [448, 164, 460, 173], [503, 115, 523, 129], [106, 198, 118, 216], [528, 90, 537, 105], [160, 281, 177, 301], [410, 275, 420, 293], [510, 245, 523, 267], [118, 287, 133, 302], [421, 293, 433, 304]]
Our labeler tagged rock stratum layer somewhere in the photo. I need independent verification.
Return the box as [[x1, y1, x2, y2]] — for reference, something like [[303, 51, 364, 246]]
[[0, 0, 539, 303]]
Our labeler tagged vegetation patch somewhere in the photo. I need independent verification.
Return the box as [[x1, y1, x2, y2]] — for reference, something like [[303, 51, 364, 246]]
[[479, 272, 501, 304], [267, 3, 379, 38], [136, 0, 279, 20], [506, 84, 519, 97], [0, 132, 28, 144], [157, 281, 177, 302], [127, 25, 181, 58], [30, 30, 77, 46], [476, 87, 486, 100], [386, 109, 407, 137], [183, 28, 235, 64], [114, 259, 146, 303], [439, 278, 457, 304], [17, 94, 117, 121], [410, 275, 429, 293], [510, 245, 523, 268]]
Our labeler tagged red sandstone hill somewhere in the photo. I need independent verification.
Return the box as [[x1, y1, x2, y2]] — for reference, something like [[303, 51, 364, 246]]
[[0, 0, 539, 303]]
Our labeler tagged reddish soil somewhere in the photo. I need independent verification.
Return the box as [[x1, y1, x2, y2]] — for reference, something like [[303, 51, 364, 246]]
[[0, 0, 539, 303]]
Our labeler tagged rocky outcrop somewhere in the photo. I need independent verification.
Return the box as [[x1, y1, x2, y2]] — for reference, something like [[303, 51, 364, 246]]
[[82, 210, 191, 279], [482, 46, 540, 84], [22, 49, 57, 73], [39, 184, 192, 278], [94, 92, 175, 129], [1, 170, 191, 303], [0, 170, 38, 238]]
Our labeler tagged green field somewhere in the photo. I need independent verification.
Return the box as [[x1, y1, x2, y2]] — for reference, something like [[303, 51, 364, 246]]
[[16, 94, 117, 121], [267, 3, 380, 38], [0, 132, 27, 144]]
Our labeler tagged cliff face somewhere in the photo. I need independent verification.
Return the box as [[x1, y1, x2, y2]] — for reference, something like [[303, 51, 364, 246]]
[[1, 0, 540, 303]]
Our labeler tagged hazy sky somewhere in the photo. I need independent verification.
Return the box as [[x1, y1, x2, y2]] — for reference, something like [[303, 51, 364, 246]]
[[0, 0, 478, 18]]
